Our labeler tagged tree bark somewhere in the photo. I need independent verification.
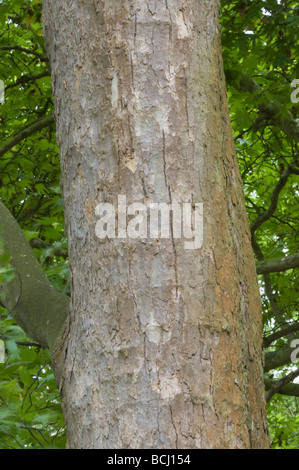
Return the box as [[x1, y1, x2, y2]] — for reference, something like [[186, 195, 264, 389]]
[[42, 0, 269, 448]]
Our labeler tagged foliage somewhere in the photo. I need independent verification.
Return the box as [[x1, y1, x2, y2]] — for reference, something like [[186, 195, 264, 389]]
[[0, 0, 68, 294], [0, 0, 298, 449], [267, 394, 299, 448], [0, 310, 66, 448], [0, 0, 67, 448]]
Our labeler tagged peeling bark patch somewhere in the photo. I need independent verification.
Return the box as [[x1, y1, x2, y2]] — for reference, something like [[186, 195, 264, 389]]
[[125, 154, 139, 173], [176, 11, 190, 39], [146, 312, 172, 344], [152, 373, 182, 400]]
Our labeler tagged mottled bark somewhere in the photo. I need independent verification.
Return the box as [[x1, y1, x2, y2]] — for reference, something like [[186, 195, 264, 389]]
[[43, 0, 269, 449]]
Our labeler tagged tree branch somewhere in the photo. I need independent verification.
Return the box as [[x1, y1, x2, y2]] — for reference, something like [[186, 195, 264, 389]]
[[253, 101, 299, 142], [264, 377, 299, 398], [289, 164, 299, 175], [265, 368, 299, 402], [226, 69, 299, 142], [252, 237, 298, 371], [0, 202, 69, 352], [0, 333, 41, 349], [250, 166, 292, 235], [0, 114, 54, 158], [5, 72, 50, 91], [0, 45, 49, 62], [29, 238, 68, 258], [256, 253, 299, 274], [252, 236, 281, 319], [264, 344, 296, 372], [263, 322, 299, 348], [250, 179, 299, 370]]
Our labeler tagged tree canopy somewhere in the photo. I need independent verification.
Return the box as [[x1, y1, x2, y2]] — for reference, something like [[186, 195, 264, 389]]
[[0, 0, 298, 449]]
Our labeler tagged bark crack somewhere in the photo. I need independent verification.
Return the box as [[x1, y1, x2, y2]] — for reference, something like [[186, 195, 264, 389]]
[[165, 0, 173, 42], [169, 403, 179, 448], [147, 1, 156, 16], [130, 52, 134, 89], [184, 69, 191, 139], [134, 13, 137, 46], [162, 130, 179, 299]]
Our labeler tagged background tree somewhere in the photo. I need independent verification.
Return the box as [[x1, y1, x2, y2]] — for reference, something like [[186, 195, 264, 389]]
[[0, 0, 298, 448], [0, 0, 67, 449], [221, 0, 299, 448]]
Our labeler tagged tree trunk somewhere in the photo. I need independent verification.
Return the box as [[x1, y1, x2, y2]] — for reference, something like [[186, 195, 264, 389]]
[[42, 0, 269, 448]]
